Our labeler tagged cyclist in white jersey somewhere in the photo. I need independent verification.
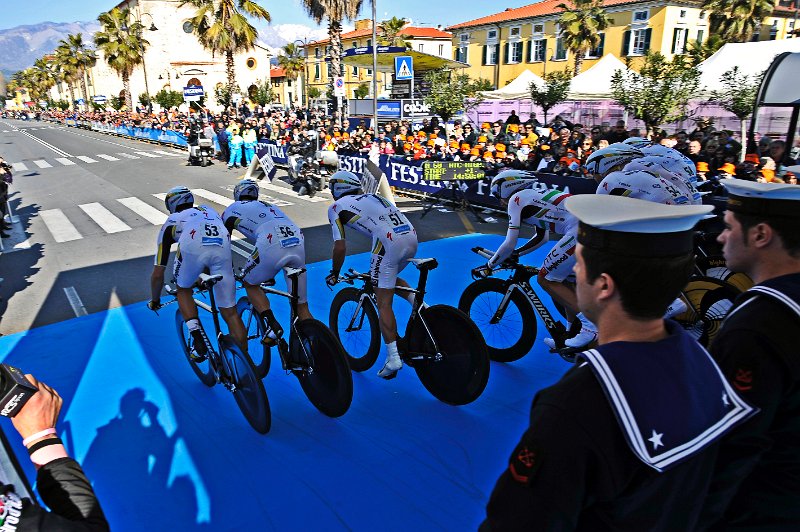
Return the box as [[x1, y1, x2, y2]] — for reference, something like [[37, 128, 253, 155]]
[[325, 171, 418, 379], [479, 171, 595, 349], [149, 186, 246, 357], [222, 179, 309, 347]]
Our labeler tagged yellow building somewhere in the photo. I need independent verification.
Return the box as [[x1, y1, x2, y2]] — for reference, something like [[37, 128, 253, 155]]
[[304, 19, 453, 99], [446, 0, 800, 88]]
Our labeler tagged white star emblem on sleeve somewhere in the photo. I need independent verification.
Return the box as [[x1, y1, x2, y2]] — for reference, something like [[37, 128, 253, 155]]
[[722, 392, 730, 406], [648, 430, 664, 450]]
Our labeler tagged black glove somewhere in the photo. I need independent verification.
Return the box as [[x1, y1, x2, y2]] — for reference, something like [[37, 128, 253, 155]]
[[147, 300, 162, 312], [325, 270, 340, 287], [472, 265, 493, 279]]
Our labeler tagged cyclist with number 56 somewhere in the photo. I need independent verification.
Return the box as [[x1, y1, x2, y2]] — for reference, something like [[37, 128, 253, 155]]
[[149, 186, 247, 357], [326, 171, 418, 379], [222, 179, 310, 347]]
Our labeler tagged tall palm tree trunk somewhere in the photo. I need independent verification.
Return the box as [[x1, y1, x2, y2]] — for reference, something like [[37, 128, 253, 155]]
[[574, 54, 584, 76], [226, 51, 236, 89], [79, 69, 89, 102], [123, 72, 133, 111], [329, 19, 344, 123], [67, 82, 76, 111]]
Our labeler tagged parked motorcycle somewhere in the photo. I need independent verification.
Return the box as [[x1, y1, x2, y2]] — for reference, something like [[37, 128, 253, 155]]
[[188, 138, 214, 167]]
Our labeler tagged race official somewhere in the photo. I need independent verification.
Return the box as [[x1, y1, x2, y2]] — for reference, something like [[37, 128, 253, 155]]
[[482, 196, 756, 531], [699, 179, 800, 530]]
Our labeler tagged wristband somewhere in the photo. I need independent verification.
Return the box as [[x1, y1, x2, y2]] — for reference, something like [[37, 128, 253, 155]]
[[22, 428, 57, 447], [27, 437, 62, 455], [30, 443, 68, 468]]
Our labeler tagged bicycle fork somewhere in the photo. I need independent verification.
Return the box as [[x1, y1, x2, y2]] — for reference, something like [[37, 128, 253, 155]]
[[490, 283, 519, 324], [345, 293, 376, 333]]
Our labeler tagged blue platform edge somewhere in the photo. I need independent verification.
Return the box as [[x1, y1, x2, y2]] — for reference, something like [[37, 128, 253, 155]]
[[0, 233, 571, 531]]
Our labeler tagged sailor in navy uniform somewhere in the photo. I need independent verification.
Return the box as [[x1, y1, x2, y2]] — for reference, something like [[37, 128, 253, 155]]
[[481, 195, 756, 531], [698, 178, 800, 531]]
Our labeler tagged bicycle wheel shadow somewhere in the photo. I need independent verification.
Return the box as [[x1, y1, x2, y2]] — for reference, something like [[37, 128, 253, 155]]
[[74, 388, 211, 531]]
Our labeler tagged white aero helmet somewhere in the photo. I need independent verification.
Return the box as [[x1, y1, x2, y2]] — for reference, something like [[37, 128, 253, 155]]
[[165, 186, 194, 214], [233, 179, 260, 201], [597, 169, 695, 205], [623, 158, 700, 205], [489, 170, 538, 200], [584, 143, 643, 177], [622, 137, 652, 149], [328, 170, 363, 200]]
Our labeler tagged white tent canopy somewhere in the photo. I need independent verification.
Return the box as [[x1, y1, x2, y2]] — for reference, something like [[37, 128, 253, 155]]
[[480, 69, 544, 100], [698, 39, 800, 95], [567, 54, 631, 100]]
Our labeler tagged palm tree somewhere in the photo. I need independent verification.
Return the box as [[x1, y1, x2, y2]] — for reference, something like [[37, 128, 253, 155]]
[[278, 42, 306, 104], [556, 0, 613, 76], [687, 34, 725, 66], [94, 7, 149, 111], [703, 0, 775, 42], [59, 34, 96, 103], [378, 16, 410, 48], [32, 58, 58, 101], [179, 0, 271, 89], [54, 44, 78, 109], [300, 0, 364, 94]]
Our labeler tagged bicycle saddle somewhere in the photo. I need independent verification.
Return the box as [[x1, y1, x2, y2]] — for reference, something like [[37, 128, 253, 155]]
[[408, 258, 438, 271], [285, 267, 307, 279], [198, 273, 224, 287]]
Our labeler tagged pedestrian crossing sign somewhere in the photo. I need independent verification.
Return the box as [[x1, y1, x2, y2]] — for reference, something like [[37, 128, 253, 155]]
[[395, 56, 413, 81]]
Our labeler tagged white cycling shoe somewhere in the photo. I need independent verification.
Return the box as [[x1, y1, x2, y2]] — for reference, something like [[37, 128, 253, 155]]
[[544, 314, 597, 350], [664, 298, 688, 319], [377, 353, 403, 379]]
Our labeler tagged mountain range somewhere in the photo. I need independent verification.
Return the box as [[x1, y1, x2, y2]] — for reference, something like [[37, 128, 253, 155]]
[[0, 20, 330, 80]]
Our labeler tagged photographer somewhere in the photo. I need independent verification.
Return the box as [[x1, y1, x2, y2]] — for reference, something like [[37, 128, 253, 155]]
[[0, 157, 11, 238], [4, 372, 108, 530]]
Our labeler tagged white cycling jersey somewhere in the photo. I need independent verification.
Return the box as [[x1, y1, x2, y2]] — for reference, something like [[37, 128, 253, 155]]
[[328, 193, 418, 289], [222, 200, 292, 242]]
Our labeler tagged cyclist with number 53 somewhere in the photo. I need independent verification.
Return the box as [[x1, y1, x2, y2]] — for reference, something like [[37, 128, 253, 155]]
[[149, 186, 247, 357], [222, 179, 309, 346], [326, 171, 418, 379]]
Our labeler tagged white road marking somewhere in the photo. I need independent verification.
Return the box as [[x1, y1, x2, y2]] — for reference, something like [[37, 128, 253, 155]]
[[134, 152, 161, 158], [56, 157, 75, 166], [11, 162, 27, 171], [19, 129, 72, 157], [40, 209, 82, 242], [64, 286, 88, 317], [117, 197, 167, 225], [95, 154, 120, 161], [193, 188, 233, 207], [153, 150, 183, 157], [33, 159, 52, 168], [2, 130, 8, 133], [79, 203, 131, 233], [116, 153, 140, 159], [75, 156, 97, 163]]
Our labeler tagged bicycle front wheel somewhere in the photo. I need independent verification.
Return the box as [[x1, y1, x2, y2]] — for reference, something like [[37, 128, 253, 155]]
[[458, 278, 536, 362], [329, 287, 380, 372], [674, 276, 740, 347], [175, 311, 215, 387], [407, 305, 490, 406], [236, 296, 271, 379], [220, 336, 271, 434], [290, 319, 354, 418]]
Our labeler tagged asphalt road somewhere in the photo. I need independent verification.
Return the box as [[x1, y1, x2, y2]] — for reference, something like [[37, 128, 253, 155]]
[[0, 119, 511, 335]]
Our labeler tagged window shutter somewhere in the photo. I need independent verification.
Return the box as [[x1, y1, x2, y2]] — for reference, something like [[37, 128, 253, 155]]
[[543, 39, 548, 60], [644, 28, 652, 51], [697, 29, 705, 44], [482, 45, 487, 65], [622, 30, 630, 55], [526, 40, 532, 62], [596, 34, 605, 56], [495, 44, 501, 63], [672, 28, 680, 54], [683, 29, 689, 52], [503, 42, 509, 63]]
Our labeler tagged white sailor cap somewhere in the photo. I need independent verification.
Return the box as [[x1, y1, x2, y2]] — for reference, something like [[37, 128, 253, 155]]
[[723, 178, 800, 217], [565, 195, 713, 257]]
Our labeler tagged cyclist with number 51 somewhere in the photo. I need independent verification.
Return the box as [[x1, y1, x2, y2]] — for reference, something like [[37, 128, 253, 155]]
[[222, 179, 310, 347], [326, 171, 419, 379], [149, 186, 247, 357]]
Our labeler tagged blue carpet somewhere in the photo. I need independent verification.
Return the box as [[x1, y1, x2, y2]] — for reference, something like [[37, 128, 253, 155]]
[[0, 233, 572, 531]]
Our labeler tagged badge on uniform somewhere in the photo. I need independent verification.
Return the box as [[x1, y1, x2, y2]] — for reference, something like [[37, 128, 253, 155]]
[[507, 439, 542, 485]]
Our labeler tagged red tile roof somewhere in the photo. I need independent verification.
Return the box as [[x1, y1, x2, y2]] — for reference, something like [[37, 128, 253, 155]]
[[270, 67, 286, 78], [308, 26, 452, 46], [446, 0, 646, 30]]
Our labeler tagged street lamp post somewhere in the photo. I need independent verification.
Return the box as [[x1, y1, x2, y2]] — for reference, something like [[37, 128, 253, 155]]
[[293, 38, 310, 109], [122, 10, 157, 112]]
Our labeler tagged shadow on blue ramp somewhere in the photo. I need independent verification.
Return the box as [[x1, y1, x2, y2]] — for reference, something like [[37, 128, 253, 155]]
[[0, 233, 572, 530]]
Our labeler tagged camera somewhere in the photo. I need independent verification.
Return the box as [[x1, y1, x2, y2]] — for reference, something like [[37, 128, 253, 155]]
[[0, 364, 38, 417]]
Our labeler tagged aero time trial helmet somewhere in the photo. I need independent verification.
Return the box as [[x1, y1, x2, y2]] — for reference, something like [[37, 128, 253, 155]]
[[489, 170, 537, 200], [234, 179, 260, 201], [584, 143, 643, 178], [622, 137, 652, 149], [165, 186, 194, 214], [328, 170, 363, 200]]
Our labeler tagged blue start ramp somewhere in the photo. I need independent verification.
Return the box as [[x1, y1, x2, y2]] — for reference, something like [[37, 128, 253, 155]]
[[0, 234, 571, 530]]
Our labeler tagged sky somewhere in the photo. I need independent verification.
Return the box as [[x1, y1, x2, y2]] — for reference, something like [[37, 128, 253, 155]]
[[0, 0, 536, 31]]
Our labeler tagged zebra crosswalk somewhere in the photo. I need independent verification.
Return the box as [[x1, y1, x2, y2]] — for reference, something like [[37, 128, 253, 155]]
[[8, 149, 183, 171], [13, 184, 320, 248]]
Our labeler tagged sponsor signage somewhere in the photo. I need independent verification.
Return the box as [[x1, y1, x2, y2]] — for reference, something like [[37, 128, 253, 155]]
[[92, 95, 107, 103], [376, 101, 402, 118], [183, 85, 205, 101], [423, 161, 486, 181], [401, 99, 431, 117]]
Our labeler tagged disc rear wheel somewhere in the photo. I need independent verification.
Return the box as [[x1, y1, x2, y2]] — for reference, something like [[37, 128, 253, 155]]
[[220, 336, 271, 434]]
